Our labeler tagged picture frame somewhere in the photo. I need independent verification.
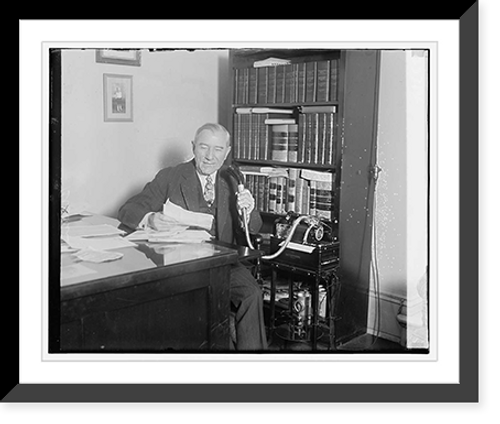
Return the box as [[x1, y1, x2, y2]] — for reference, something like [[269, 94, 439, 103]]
[[103, 73, 133, 122], [96, 49, 141, 66]]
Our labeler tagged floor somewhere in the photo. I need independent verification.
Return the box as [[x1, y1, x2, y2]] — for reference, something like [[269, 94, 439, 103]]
[[265, 321, 407, 353], [268, 330, 406, 353]]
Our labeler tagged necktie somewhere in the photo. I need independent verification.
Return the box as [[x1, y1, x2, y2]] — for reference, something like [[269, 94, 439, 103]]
[[204, 175, 215, 206]]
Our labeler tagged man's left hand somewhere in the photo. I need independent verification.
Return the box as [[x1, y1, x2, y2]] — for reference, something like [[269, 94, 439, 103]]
[[236, 189, 255, 219]]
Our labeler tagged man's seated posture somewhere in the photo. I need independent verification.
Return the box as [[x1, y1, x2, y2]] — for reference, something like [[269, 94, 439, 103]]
[[118, 123, 268, 351]]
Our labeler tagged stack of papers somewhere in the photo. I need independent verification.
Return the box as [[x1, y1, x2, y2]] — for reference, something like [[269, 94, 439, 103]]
[[126, 228, 213, 244], [162, 200, 214, 231], [62, 224, 125, 238], [235, 107, 294, 115], [253, 57, 291, 68], [73, 247, 124, 263], [61, 223, 136, 264]]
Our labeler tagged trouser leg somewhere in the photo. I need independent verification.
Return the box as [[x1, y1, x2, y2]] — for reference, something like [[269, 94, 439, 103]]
[[230, 263, 268, 351]]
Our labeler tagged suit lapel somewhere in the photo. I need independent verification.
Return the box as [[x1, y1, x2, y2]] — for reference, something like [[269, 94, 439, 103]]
[[216, 174, 230, 241], [177, 161, 232, 242], [179, 160, 203, 212]]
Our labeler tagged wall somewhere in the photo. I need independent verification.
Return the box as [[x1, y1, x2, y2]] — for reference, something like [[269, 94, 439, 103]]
[[61, 48, 230, 218], [60, 48, 429, 347], [367, 50, 429, 347]]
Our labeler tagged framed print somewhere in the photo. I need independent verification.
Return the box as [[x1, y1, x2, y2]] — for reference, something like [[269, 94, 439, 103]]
[[103, 73, 133, 122], [96, 49, 141, 66]]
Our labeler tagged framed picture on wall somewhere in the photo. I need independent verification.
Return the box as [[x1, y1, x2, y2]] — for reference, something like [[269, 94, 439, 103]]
[[103, 73, 133, 122], [96, 49, 141, 66]]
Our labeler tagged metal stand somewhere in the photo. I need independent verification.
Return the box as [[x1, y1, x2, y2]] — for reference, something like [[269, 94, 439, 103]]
[[268, 261, 339, 351]]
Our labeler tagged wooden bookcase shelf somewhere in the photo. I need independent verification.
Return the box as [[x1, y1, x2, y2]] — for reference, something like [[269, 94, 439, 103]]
[[229, 48, 343, 228], [228, 48, 381, 346]]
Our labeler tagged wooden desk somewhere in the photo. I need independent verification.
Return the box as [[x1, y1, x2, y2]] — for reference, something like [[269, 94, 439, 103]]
[[58, 215, 239, 353]]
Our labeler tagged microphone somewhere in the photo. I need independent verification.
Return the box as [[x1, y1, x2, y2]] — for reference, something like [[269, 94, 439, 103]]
[[224, 165, 255, 250], [225, 165, 245, 193]]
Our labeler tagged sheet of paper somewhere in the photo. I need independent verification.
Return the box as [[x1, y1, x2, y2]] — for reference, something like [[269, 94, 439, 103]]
[[62, 224, 125, 238], [63, 235, 137, 251], [73, 247, 124, 263], [163, 200, 214, 231], [148, 229, 213, 243], [125, 225, 188, 242]]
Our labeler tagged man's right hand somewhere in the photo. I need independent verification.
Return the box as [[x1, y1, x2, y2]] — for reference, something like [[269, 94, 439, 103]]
[[147, 212, 180, 231]]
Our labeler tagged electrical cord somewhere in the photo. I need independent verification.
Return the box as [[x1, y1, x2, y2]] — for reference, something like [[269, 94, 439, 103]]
[[243, 211, 312, 261]]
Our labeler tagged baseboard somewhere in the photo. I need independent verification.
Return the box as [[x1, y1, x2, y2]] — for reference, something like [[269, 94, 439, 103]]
[[367, 289, 406, 346]]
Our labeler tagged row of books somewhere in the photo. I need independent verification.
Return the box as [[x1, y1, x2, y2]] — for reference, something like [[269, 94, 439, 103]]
[[232, 109, 339, 165], [233, 59, 339, 105], [241, 166, 334, 220]]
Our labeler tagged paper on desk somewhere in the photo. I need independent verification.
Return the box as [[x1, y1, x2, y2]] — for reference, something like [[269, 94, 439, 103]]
[[125, 224, 187, 241], [73, 247, 124, 263], [163, 199, 214, 231], [62, 224, 125, 238], [63, 235, 136, 251], [147, 229, 213, 243]]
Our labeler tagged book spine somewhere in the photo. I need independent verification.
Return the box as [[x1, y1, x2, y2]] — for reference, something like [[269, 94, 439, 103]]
[[242, 114, 250, 159], [248, 67, 258, 104], [275, 65, 285, 104], [295, 177, 303, 214], [276, 177, 283, 214], [288, 168, 298, 212], [233, 113, 241, 159], [234, 68, 239, 104], [305, 61, 317, 103], [297, 62, 307, 104], [250, 113, 258, 160], [284, 64, 294, 103], [251, 175, 258, 209], [257, 67, 268, 104], [312, 113, 320, 164], [330, 59, 339, 101], [271, 124, 289, 162], [318, 113, 327, 164], [303, 181, 310, 214], [257, 175, 265, 212], [298, 114, 306, 163], [267, 66, 277, 104], [287, 124, 298, 162], [264, 176, 270, 212], [263, 115, 271, 160], [309, 180, 317, 216], [243, 68, 249, 104], [326, 112, 334, 165], [316, 60, 329, 103], [315, 180, 333, 220], [304, 113, 313, 163], [268, 177, 277, 212], [283, 177, 289, 213], [247, 175, 253, 206]]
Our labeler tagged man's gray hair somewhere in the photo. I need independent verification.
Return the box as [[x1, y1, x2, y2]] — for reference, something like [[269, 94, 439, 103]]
[[194, 123, 231, 145]]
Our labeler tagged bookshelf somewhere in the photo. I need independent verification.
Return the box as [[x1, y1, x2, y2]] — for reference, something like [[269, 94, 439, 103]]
[[229, 48, 381, 348], [229, 49, 343, 238]]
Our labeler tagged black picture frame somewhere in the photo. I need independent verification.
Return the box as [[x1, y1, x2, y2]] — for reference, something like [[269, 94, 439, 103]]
[[96, 49, 142, 67], [9, 5, 479, 403]]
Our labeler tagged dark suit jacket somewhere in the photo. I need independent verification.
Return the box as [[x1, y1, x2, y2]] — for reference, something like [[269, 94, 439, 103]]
[[118, 159, 263, 244]]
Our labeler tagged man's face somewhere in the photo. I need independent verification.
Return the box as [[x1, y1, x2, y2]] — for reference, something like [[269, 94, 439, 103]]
[[192, 130, 231, 176]]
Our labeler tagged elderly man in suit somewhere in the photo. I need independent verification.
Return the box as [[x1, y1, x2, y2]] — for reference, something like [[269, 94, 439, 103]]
[[118, 123, 268, 351]]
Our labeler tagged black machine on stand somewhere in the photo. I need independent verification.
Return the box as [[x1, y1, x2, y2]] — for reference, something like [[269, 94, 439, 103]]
[[224, 165, 341, 351]]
